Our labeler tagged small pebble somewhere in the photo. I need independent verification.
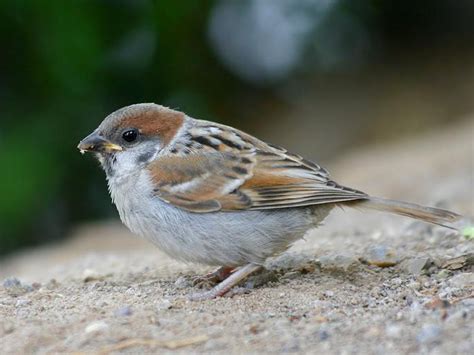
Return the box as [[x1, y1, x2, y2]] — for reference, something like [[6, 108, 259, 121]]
[[404, 257, 431, 275], [15, 298, 31, 308], [45, 279, 59, 289], [244, 270, 278, 289], [281, 339, 300, 352], [174, 276, 192, 289], [114, 306, 132, 317], [319, 254, 359, 272], [366, 326, 382, 337], [323, 290, 334, 298], [416, 324, 442, 345], [319, 330, 330, 341], [82, 269, 105, 282], [85, 320, 109, 334], [434, 269, 451, 280], [390, 277, 403, 286], [2, 277, 33, 296], [2, 322, 15, 335], [365, 246, 398, 267], [156, 299, 172, 310], [2, 278, 21, 288], [407, 281, 422, 290]]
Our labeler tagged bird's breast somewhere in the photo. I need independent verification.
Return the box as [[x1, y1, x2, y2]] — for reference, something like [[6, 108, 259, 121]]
[[106, 170, 333, 266]]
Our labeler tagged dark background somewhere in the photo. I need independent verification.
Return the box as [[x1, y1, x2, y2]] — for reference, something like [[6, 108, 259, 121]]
[[1, 0, 473, 255]]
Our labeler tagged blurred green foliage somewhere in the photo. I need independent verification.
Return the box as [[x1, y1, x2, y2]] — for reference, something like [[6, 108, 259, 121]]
[[0, 0, 473, 254], [0, 0, 227, 253]]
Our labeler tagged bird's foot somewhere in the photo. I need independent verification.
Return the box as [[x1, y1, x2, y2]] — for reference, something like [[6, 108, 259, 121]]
[[188, 263, 263, 301], [191, 266, 234, 289]]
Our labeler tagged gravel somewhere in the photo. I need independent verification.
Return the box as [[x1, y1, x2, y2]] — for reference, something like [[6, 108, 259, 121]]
[[364, 245, 399, 267]]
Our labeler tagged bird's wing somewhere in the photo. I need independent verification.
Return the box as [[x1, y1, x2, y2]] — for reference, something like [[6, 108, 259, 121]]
[[147, 122, 368, 213], [148, 151, 255, 212]]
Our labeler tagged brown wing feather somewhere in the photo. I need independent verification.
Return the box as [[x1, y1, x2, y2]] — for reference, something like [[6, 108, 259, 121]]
[[239, 148, 367, 210], [148, 151, 255, 212], [148, 120, 367, 212]]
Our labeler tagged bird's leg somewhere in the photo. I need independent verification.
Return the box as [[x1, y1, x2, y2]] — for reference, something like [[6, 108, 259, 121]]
[[189, 263, 263, 301], [192, 266, 234, 288]]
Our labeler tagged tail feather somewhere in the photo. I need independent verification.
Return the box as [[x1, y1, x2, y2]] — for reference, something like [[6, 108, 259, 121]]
[[351, 197, 463, 230]]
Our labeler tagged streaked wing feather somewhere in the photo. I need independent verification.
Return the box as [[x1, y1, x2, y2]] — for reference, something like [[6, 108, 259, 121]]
[[148, 151, 255, 212], [243, 183, 367, 210], [149, 120, 367, 212]]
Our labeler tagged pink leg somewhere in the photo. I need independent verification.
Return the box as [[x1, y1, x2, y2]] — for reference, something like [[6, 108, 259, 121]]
[[189, 263, 263, 301], [192, 266, 234, 287]]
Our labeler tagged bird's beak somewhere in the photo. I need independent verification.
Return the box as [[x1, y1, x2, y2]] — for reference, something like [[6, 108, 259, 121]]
[[77, 132, 123, 154]]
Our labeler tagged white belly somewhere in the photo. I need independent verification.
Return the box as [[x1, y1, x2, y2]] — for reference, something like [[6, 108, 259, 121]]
[[108, 171, 331, 266]]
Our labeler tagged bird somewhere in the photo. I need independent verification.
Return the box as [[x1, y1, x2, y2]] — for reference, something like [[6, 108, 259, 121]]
[[78, 103, 462, 300]]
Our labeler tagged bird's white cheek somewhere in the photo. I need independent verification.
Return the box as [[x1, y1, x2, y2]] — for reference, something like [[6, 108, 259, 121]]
[[114, 152, 139, 176]]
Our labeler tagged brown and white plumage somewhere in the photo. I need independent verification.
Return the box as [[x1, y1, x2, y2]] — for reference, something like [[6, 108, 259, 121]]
[[78, 103, 463, 300], [148, 118, 368, 212], [145, 112, 459, 228]]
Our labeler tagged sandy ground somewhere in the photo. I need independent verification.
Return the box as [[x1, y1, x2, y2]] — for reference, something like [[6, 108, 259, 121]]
[[1, 119, 473, 354]]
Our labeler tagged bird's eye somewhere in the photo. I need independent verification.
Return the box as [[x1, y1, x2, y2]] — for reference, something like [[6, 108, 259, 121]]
[[122, 129, 138, 143]]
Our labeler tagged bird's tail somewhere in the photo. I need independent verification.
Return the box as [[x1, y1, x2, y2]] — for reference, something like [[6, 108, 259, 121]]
[[351, 197, 463, 230]]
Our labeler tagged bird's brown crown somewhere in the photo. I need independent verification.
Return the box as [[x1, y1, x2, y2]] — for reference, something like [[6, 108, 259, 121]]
[[104, 103, 185, 145]]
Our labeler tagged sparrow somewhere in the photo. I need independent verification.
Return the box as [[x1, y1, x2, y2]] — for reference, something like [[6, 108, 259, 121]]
[[78, 103, 462, 300]]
